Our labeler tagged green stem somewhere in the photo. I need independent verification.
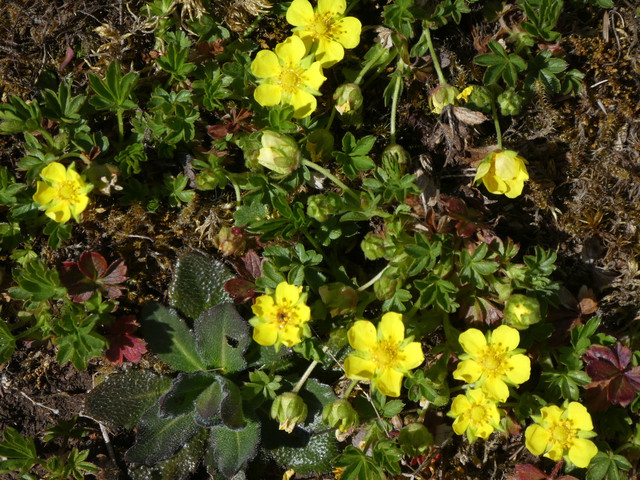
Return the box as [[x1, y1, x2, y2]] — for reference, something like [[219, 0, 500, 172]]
[[302, 159, 359, 202], [243, 14, 263, 38], [344, 0, 362, 16], [325, 107, 336, 131], [343, 379, 359, 397], [116, 109, 124, 144], [302, 228, 323, 253], [354, 46, 388, 86], [492, 100, 503, 149], [292, 360, 319, 393], [226, 174, 242, 209], [38, 129, 56, 148], [357, 265, 389, 292], [424, 27, 447, 86], [389, 60, 405, 145]]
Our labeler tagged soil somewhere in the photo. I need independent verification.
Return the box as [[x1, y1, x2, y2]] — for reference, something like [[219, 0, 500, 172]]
[[1, 1, 639, 479]]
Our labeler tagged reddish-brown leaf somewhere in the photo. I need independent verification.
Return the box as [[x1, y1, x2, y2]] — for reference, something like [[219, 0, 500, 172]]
[[105, 315, 147, 364]]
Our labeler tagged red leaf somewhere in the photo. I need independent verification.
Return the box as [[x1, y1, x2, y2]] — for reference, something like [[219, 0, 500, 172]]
[[100, 258, 128, 285], [513, 464, 550, 480], [78, 252, 108, 279], [224, 278, 256, 302], [60, 252, 127, 302], [105, 315, 147, 364], [607, 376, 637, 407]]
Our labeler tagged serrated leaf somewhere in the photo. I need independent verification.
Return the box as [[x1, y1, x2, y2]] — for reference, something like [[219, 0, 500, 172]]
[[125, 404, 201, 465], [0, 427, 39, 474], [84, 370, 171, 428], [169, 252, 234, 320], [159, 372, 215, 419], [194, 303, 249, 373], [382, 399, 405, 417], [209, 418, 260, 477], [0, 320, 16, 363], [140, 303, 205, 372]]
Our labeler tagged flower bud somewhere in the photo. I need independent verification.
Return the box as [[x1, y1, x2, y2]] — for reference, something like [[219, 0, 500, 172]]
[[307, 193, 340, 222], [305, 129, 334, 163], [398, 423, 434, 457], [429, 85, 460, 114], [322, 399, 359, 433], [257, 131, 301, 175], [333, 83, 363, 115], [213, 226, 246, 256], [381, 144, 410, 176], [503, 294, 542, 330], [497, 89, 525, 116], [318, 283, 359, 317], [271, 392, 308, 433], [465, 85, 493, 113], [373, 268, 402, 300], [361, 232, 386, 260]]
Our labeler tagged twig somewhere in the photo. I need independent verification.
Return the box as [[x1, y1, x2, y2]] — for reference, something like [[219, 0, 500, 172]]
[[19, 390, 59, 415], [99, 422, 118, 467]]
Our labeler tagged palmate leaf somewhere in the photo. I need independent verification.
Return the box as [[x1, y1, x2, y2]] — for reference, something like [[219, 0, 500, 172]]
[[475, 40, 526, 88], [88, 61, 138, 113], [0, 427, 39, 475]]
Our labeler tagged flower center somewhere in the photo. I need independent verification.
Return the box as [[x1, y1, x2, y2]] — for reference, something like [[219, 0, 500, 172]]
[[310, 13, 335, 38], [478, 345, 509, 378], [468, 404, 490, 426], [278, 67, 304, 94], [372, 340, 401, 369], [549, 419, 576, 447], [57, 180, 80, 202]]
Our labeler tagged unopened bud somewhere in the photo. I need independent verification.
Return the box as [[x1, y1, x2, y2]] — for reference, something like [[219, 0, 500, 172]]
[[271, 392, 307, 433], [318, 283, 359, 317], [398, 423, 433, 457], [381, 144, 410, 176], [503, 294, 541, 330], [373, 268, 402, 300], [497, 89, 525, 116], [257, 131, 301, 175], [429, 85, 459, 114], [307, 193, 341, 222], [213, 226, 246, 256], [333, 83, 363, 115], [306, 129, 334, 163], [322, 399, 359, 433], [361, 232, 386, 260]]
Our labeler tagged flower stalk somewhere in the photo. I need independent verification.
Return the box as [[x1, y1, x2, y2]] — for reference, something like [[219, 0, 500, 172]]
[[302, 159, 359, 201]]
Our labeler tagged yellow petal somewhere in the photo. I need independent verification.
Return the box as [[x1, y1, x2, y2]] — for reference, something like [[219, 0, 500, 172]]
[[344, 355, 376, 380], [275, 282, 301, 304], [545, 444, 565, 461], [253, 322, 279, 346], [399, 342, 424, 370], [505, 354, 531, 385], [252, 294, 275, 319], [378, 312, 404, 344], [334, 17, 362, 49], [474, 158, 492, 182], [348, 320, 377, 351], [289, 89, 317, 118], [251, 50, 281, 79], [375, 368, 403, 397], [452, 416, 470, 435], [566, 402, 593, 431], [452, 359, 482, 384], [33, 182, 56, 206], [318, 0, 346, 16], [315, 38, 344, 68], [490, 325, 520, 351], [40, 162, 67, 183], [286, 0, 315, 26], [449, 394, 471, 416], [504, 180, 525, 198], [458, 328, 486, 356], [69, 194, 89, 219], [540, 405, 563, 426], [279, 324, 303, 347], [474, 421, 495, 439], [568, 438, 598, 468], [494, 151, 520, 180], [45, 202, 71, 223], [482, 377, 510, 402], [275, 36, 307, 65], [301, 62, 326, 91], [525, 424, 550, 455], [293, 302, 311, 323], [483, 172, 508, 194]]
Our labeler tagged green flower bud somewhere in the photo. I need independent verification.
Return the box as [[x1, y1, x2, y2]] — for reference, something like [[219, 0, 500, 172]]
[[307, 193, 341, 222], [213, 226, 246, 256], [381, 144, 410, 176], [322, 399, 359, 433], [305, 129, 334, 163], [398, 423, 434, 457], [318, 282, 359, 317], [373, 268, 402, 300], [429, 85, 460, 114], [503, 294, 542, 330], [466, 85, 493, 113], [333, 83, 363, 115], [257, 131, 301, 175], [271, 392, 307, 433], [361, 232, 386, 260], [497, 89, 525, 116]]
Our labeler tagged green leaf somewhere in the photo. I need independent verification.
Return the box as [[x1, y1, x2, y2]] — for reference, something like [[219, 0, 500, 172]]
[[125, 404, 201, 466], [169, 252, 234, 320], [140, 303, 206, 372], [0, 320, 16, 363], [0, 427, 39, 475], [159, 371, 216, 419], [53, 313, 108, 370], [208, 417, 260, 477], [382, 399, 405, 417], [88, 61, 139, 113], [8, 258, 66, 302], [587, 451, 632, 480], [194, 303, 250, 373], [84, 370, 172, 428], [335, 446, 385, 480], [0, 95, 42, 134]]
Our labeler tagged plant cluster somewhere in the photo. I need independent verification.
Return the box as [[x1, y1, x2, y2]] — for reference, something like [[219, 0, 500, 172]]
[[1, 0, 637, 479]]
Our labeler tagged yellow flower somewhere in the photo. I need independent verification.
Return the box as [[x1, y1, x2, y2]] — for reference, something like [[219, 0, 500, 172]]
[[474, 150, 529, 198], [452, 325, 530, 402], [448, 388, 501, 442], [251, 35, 326, 118], [457, 86, 474, 102], [344, 312, 424, 397], [249, 282, 311, 348], [525, 402, 598, 468], [286, 0, 362, 67], [33, 162, 92, 223]]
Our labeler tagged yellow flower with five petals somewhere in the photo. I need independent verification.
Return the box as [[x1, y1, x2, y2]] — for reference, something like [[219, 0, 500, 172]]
[[474, 150, 529, 198], [250, 282, 311, 349], [453, 325, 530, 402], [251, 35, 326, 118], [525, 402, 598, 468], [448, 388, 501, 442], [286, 0, 362, 67], [344, 312, 424, 397], [33, 162, 92, 223]]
